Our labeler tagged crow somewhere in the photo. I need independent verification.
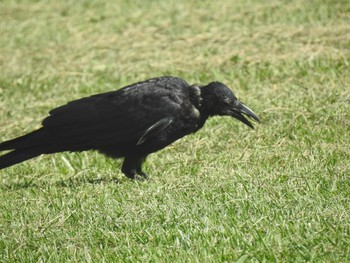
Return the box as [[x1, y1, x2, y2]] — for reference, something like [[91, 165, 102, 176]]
[[0, 76, 260, 179]]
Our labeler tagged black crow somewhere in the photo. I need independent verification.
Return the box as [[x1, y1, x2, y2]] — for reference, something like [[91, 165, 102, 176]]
[[0, 76, 260, 179]]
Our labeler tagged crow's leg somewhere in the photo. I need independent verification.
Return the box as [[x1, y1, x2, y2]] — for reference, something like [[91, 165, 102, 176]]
[[122, 156, 148, 180]]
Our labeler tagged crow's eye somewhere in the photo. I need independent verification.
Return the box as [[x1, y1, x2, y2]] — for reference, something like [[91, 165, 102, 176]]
[[224, 98, 231, 105]]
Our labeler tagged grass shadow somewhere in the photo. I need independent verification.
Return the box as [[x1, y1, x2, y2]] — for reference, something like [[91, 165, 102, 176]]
[[0, 175, 123, 192]]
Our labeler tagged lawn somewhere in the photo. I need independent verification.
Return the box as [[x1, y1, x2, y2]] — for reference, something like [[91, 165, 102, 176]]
[[0, 0, 349, 262]]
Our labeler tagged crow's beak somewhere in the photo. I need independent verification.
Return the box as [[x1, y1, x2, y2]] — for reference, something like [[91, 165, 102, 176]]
[[230, 102, 260, 129]]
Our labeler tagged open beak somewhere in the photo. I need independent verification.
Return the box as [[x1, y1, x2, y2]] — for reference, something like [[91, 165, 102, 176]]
[[231, 102, 260, 129]]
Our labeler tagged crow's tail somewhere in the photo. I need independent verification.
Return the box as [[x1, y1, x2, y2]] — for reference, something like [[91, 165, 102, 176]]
[[0, 128, 48, 169], [0, 149, 42, 169], [0, 128, 48, 151]]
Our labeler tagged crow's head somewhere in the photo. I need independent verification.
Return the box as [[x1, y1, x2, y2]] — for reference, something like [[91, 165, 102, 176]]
[[201, 81, 260, 128]]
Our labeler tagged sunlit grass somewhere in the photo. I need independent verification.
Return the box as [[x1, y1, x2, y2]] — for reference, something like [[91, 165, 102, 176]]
[[0, 0, 350, 262]]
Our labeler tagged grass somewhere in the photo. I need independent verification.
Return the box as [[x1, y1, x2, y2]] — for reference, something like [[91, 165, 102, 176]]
[[0, 0, 350, 262]]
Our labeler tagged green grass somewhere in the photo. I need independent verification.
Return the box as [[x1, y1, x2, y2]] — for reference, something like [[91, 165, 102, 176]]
[[1, 0, 350, 262]]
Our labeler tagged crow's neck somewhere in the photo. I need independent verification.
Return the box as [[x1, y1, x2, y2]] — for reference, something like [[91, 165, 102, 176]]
[[198, 84, 217, 116], [188, 85, 210, 127], [188, 85, 202, 109]]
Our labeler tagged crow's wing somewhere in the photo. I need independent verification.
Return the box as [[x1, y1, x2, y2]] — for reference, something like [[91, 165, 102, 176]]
[[136, 117, 173, 146], [42, 81, 187, 148]]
